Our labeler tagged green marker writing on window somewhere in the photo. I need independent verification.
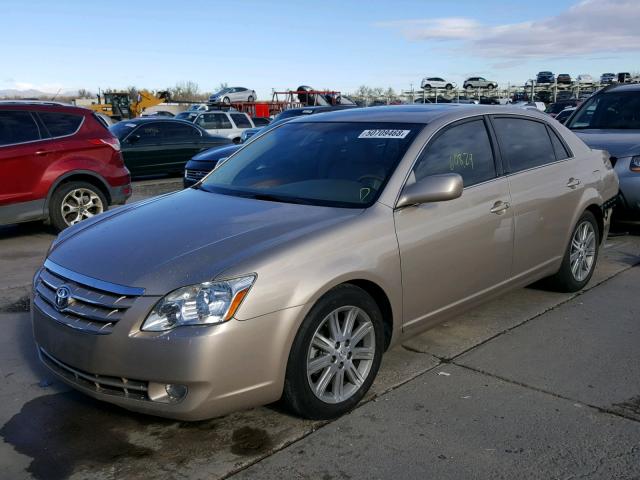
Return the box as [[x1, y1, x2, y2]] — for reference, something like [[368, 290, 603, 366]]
[[449, 152, 474, 170]]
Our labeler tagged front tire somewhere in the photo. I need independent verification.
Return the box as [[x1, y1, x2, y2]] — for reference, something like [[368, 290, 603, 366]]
[[282, 284, 384, 420], [49, 181, 107, 232], [223, 96, 231, 105], [446, 84, 453, 90], [546, 211, 599, 292]]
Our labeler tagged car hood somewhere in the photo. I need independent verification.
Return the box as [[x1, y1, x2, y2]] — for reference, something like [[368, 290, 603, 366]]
[[48, 189, 361, 295], [573, 130, 640, 158]]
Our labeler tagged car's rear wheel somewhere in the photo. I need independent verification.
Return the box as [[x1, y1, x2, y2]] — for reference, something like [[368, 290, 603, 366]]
[[247, 95, 254, 102], [424, 84, 431, 89], [547, 211, 599, 292], [282, 284, 384, 420], [488, 84, 495, 90], [446, 84, 453, 90], [49, 181, 107, 231]]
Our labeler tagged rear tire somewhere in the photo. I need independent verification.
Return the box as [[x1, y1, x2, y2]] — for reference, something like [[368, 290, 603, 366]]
[[49, 181, 107, 232], [446, 84, 453, 90], [247, 95, 254, 102], [546, 211, 599, 292], [282, 284, 384, 420]]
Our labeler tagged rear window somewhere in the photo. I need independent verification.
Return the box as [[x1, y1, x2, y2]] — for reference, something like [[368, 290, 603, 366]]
[[493, 118, 557, 172], [0, 111, 41, 145], [230, 114, 252, 128], [38, 112, 83, 137]]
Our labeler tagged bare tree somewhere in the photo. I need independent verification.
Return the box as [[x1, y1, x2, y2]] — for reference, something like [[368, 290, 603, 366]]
[[77, 88, 93, 98]]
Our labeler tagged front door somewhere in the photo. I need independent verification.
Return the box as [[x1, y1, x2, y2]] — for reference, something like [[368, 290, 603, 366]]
[[394, 117, 514, 331]]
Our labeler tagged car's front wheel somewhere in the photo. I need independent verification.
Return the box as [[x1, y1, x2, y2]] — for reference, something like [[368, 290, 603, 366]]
[[547, 211, 599, 292], [49, 181, 107, 231], [446, 84, 453, 90], [282, 284, 384, 419], [222, 96, 231, 104]]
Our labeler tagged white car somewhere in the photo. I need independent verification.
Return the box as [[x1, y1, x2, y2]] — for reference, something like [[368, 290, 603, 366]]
[[420, 77, 456, 90], [208, 87, 257, 104], [576, 74, 594, 85], [193, 110, 255, 143]]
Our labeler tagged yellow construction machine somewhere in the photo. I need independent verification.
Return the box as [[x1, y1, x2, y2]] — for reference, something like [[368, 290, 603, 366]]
[[89, 90, 170, 120]]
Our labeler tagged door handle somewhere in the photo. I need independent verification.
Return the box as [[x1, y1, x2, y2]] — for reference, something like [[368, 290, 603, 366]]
[[490, 201, 510, 215], [567, 178, 581, 189], [35, 150, 51, 156]]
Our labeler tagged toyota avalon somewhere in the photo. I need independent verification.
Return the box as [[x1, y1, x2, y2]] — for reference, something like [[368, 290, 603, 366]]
[[32, 105, 618, 420]]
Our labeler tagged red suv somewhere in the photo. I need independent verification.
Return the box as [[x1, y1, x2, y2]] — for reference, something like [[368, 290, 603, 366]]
[[0, 101, 131, 231]]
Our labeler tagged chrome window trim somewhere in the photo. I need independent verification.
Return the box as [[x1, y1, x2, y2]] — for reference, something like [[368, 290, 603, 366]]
[[44, 258, 145, 296], [0, 111, 86, 148]]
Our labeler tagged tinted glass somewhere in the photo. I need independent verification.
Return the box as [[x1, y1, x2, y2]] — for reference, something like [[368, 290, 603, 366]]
[[201, 122, 422, 208], [548, 127, 570, 160], [110, 121, 137, 139], [413, 119, 496, 187], [567, 91, 640, 130], [493, 118, 556, 173], [0, 111, 40, 145], [39, 112, 83, 137], [136, 123, 200, 143], [197, 113, 232, 129], [231, 114, 252, 128]]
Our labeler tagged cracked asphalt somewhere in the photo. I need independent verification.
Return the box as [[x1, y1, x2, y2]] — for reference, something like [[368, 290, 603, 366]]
[[0, 188, 638, 478]]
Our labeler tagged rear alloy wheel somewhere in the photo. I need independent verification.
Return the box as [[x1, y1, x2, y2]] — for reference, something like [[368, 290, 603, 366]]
[[446, 84, 453, 90], [488, 84, 496, 90], [49, 181, 107, 231], [546, 211, 599, 292], [247, 95, 255, 102], [282, 284, 384, 419]]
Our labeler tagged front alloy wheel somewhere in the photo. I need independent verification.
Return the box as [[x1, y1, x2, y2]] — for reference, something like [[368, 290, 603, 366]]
[[283, 284, 384, 419], [307, 306, 376, 404]]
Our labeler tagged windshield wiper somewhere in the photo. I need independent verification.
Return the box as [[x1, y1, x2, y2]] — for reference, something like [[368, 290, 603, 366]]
[[246, 192, 314, 205]]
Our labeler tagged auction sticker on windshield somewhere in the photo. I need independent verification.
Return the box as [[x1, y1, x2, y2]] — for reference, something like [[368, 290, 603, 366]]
[[358, 129, 411, 139]]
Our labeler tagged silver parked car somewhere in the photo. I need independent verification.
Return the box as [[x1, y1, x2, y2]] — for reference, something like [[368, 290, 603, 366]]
[[32, 105, 618, 421], [463, 77, 498, 89], [208, 87, 256, 104]]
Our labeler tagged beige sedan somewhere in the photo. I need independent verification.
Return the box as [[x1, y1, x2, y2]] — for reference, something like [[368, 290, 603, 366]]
[[33, 105, 618, 420]]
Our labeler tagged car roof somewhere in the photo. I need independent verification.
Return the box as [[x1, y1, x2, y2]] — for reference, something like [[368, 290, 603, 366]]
[[122, 117, 202, 125], [0, 100, 92, 114], [290, 104, 549, 125], [601, 83, 640, 93]]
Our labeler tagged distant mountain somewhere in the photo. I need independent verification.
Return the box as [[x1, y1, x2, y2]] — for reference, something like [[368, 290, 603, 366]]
[[0, 88, 80, 99]]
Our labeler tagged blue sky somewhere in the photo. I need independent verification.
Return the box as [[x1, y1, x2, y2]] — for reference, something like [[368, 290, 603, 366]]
[[1, 0, 638, 98]]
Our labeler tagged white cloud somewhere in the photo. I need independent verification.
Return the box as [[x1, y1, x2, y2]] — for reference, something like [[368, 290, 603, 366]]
[[378, 0, 640, 59]]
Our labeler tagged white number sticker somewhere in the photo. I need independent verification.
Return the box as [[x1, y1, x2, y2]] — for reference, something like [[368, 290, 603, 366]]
[[358, 129, 410, 139]]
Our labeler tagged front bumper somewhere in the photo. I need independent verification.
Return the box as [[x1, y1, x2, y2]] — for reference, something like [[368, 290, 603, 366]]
[[32, 292, 305, 420]]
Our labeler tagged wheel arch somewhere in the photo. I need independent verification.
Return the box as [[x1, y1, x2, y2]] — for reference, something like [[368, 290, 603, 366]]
[[584, 203, 604, 243], [45, 171, 112, 217]]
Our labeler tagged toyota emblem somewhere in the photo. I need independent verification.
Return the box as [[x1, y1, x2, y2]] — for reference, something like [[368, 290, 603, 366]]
[[55, 286, 71, 310]]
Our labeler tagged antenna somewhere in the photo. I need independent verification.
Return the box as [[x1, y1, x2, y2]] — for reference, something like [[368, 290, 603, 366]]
[[50, 88, 62, 101]]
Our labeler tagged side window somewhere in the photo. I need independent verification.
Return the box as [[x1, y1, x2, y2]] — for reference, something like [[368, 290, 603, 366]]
[[547, 127, 571, 160], [217, 114, 233, 129], [493, 117, 557, 173], [164, 123, 201, 140], [131, 124, 161, 144], [413, 119, 497, 187], [230, 114, 252, 128], [38, 112, 83, 137], [0, 111, 40, 145]]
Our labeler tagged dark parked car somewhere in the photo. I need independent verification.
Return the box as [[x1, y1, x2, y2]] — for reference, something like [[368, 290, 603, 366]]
[[184, 144, 241, 188], [0, 101, 131, 231], [252, 117, 271, 127], [568, 83, 640, 215], [110, 118, 231, 177], [556, 74, 572, 85], [536, 71, 555, 84], [545, 99, 579, 118], [175, 111, 199, 122], [554, 107, 576, 125]]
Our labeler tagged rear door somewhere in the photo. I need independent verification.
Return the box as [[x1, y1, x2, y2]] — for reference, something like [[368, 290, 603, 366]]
[[394, 117, 514, 332], [489, 115, 583, 279], [0, 110, 51, 207]]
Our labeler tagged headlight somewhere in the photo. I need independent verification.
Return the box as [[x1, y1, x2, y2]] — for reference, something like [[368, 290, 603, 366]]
[[142, 275, 256, 331], [630, 156, 640, 172]]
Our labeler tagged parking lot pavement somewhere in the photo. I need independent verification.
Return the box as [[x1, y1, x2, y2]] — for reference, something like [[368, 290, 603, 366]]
[[0, 178, 182, 311], [0, 234, 637, 479], [233, 266, 640, 480]]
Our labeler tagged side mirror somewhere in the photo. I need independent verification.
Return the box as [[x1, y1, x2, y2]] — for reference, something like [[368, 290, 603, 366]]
[[396, 173, 463, 208]]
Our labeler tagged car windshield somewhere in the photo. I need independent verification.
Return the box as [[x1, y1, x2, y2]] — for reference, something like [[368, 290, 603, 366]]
[[568, 91, 640, 130], [199, 122, 422, 208], [214, 88, 231, 95], [109, 122, 137, 139]]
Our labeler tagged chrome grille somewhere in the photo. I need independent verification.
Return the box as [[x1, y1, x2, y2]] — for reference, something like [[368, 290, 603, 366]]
[[185, 169, 208, 182], [39, 348, 149, 401], [34, 260, 142, 335]]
